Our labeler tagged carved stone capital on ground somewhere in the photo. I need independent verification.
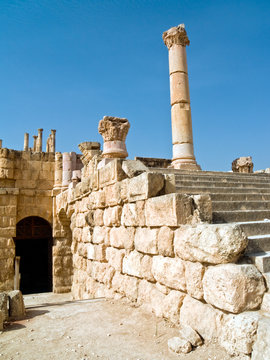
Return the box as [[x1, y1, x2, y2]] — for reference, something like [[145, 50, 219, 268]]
[[98, 116, 130, 158], [163, 24, 190, 49]]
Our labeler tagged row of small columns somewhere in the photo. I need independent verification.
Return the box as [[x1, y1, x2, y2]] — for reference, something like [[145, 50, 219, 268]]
[[23, 129, 56, 152]]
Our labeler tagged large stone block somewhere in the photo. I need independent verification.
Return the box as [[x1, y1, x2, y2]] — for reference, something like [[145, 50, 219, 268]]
[[174, 224, 248, 264], [219, 312, 259, 356], [128, 172, 164, 202], [121, 202, 145, 227], [152, 256, 186, 291], [122, 160, 148, 178], [140, 255, 154, 282], [191, 194, 212, 223], [185, 261, 205, 300], [163, 290, 185, 325], [110, 226, 134, 250], [122, 250, 142, 278], [103, 206, 122, 226], [94, 209, 104, 226], [145, 193, 193, 226], [92, 226, 110, 245], [180, 295, 223, 342], [203, 264, 266, 313], [104, 183, 122, 206], [98, 159, 126, 188], [157, 226, 174, 257], [8, 290, 25, 320], [251, 317, 270, 360], [134, 227, 158, 255], [106, 247, 125, 271], [261, 292, 270, 313], [87, 244, 106, 261]]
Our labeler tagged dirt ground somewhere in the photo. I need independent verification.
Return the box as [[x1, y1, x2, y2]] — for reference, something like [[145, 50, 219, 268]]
[[0, 293, 233, 360]]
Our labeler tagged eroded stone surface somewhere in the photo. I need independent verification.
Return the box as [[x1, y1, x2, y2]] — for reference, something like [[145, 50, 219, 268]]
[[8, 290, 25, 319], [203, 264, 266, 313], [168, 337, 192, 354], [174, 224, 248, 264], [152, 256, 186, 291], [251, 317, 270, 360]]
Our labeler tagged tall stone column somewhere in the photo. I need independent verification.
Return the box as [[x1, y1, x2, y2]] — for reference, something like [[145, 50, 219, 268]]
[[54, 152, 63, 190], [50, 129, 56, 152], [0, 140, 2, 149], [37, 128, 43, 152], [163, 24, 201, 170], [24, 133, 29, 151]]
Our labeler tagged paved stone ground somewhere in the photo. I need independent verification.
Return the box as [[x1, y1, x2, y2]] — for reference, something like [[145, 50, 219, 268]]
[[0, 293, 232, 360]]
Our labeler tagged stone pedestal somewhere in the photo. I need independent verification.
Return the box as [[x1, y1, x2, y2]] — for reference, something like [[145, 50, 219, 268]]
[[163, 24, 201, 170], [98, 116, 130, 159]]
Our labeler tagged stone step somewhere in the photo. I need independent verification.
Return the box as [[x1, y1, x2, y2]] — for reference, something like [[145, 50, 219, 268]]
[[246, 234, 270, 253], [213, 210, 270, 223], [175, 180, 270, 189], [153, 168, 270, 179], [212, 201, 270, 212], [210, 193, 270, 202], [176, 186, 270, 194], [236, 221, 270, 237], [246, 252, 270, 273], [174, 175, 270, 185]]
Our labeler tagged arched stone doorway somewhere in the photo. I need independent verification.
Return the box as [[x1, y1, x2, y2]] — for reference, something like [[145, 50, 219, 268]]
[[14, 216, 53, 294]]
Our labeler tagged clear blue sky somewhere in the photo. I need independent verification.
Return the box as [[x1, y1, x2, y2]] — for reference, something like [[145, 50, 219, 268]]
[[1, 0, 270, 171]]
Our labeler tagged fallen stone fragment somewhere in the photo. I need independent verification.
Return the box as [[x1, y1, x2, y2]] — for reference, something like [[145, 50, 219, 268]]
[[8, 290, 25, 319], [122, 160, 148, 178], [168, 336, 192, 354], [179, 324, 203, 347]]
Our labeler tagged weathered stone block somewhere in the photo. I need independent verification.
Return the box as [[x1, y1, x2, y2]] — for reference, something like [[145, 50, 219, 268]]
[[251, 317, 270, 360], [174, 224, 248, 264], [128, 172, 164, 202], [87, 244, 106, 261], [104, 183, 122, 206], [106, 247, 125, 271], [8, 290, 25, 319], [92, 226, 110, 245], [152, 256, 186, 291], [0, 292, 8, 321], [98, 159, 126, 188], [94, 209, 104, 226], [103, 206, 122, 227], [141, 255, 154, 282], [219, 312, 259, 356], [122, 275, 139, 301], [261, 292, 270, 313], [185, 261, 205, 300], [122, 160, 148, 178], [203, 264, 266, 313], [121, 202, 145, 227], [180, 295, 223, 342], [82, 227, 91, 243], [157, 226, 174, 257], [192, 194, 212, 223], [145, 193, 193, 226], [163, 290, 185, 324], [122, 250, 142, 278], [150, 286, 166, 317], [110, 226, 134, 250], [134, 227, 158, 255]]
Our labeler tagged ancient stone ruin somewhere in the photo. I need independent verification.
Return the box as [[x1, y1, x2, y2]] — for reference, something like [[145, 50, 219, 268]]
[[0, 24, 269, 359]]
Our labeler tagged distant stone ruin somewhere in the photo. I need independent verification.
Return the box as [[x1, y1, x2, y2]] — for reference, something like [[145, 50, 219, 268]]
[[0, 24, 269, 359]]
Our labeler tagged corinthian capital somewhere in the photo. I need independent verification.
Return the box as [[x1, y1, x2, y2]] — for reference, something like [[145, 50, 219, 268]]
[[163, 24, 190, 49], [98, 116, 130, 142]]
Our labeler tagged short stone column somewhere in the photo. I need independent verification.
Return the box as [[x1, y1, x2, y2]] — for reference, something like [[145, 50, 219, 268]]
[[163, 24, 201, 170], [98, 116, 130, 159], [37, 128, 43, 152], [33, 135, 38, 152], [62, 152, 76, 189], [23, 133, 29, 151]]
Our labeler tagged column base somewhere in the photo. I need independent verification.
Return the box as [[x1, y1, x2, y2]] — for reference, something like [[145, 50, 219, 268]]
[[172, 159, 201, 171]]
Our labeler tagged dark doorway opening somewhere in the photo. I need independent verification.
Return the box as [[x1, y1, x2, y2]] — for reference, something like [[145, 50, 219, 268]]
[[14, 216, 53, 294]]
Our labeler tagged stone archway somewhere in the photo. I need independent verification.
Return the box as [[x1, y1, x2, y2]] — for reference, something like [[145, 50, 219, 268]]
[[14, 216, 53, 294]]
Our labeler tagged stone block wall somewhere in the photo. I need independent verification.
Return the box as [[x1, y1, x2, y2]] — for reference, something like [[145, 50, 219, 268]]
[[56, 158, 269, 358]]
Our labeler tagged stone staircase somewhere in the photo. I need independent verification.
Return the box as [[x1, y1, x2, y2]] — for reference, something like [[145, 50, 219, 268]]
[[152, 168, 270, 295]]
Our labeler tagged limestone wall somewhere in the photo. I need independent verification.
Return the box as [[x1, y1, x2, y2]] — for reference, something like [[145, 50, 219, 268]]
[[56, 158, 269, 358]]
